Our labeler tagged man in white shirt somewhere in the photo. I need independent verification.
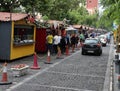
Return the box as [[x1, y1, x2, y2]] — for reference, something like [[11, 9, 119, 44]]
[[56, 34, 62, 58], [53, 34, 59, 54]]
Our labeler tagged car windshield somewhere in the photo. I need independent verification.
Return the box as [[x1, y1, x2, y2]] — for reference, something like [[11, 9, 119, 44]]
[[85, 39, 98, 44]]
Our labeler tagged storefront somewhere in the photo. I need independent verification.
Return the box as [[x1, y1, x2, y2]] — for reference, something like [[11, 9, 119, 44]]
[[0, 12, 36, 60]]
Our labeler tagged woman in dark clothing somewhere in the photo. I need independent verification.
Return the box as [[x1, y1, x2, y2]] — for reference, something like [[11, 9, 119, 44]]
[[60, 36, 66, 54], [71, 34, 76, 52], [75, 34, 79, 48]]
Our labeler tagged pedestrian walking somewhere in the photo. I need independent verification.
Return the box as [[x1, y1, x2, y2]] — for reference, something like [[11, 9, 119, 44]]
[[79, 32, 85, 46], [60, 35, 67, 54], [75, 34, 79, 49], [71, 34, 76, 52], [107, 32, 111, 44]]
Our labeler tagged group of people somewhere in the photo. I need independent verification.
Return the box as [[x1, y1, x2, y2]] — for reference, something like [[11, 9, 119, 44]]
[[46, 32, 69, 58], [46, 31, 88, 57]]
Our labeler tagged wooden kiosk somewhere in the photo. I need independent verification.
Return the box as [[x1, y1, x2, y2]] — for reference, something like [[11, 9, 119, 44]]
[[0, 12, 36, 60]]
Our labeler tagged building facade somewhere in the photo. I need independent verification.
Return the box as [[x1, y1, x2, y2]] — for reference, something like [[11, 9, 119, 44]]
[[86, 0, 98, 14]]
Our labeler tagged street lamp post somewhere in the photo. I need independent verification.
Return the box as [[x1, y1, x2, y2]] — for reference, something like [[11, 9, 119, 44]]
[[0, 3, 1, 8], [10, 2, 13, 21]]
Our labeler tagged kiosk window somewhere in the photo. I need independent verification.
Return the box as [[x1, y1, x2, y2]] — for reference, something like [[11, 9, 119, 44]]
[[14, 25, 34, 44]]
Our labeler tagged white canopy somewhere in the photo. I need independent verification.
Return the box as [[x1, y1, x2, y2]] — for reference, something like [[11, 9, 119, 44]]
[[66, 26, 78, 31]]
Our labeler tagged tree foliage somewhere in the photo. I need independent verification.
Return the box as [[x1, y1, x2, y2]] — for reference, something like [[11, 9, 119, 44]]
[[0, 0, 21, 12], [1, 0, 109, 29], [0, 0, 86, 20], [100, 0, 120, 24], [67, 6, 88, 24]]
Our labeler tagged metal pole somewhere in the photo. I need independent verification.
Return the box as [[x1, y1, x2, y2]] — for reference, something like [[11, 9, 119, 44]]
[[0, 3, 1, 11], [10, 5, 12, 21]]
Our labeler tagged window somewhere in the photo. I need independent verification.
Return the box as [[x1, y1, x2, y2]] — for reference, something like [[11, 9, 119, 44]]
[[85, 39, 98, 44], [14, 25, 34, 45], [89, 0, 92, 3]]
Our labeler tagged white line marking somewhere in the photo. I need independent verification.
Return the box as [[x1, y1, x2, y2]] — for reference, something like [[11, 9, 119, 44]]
[[103, 38, 113, 91], [110, 63, 113, 91]]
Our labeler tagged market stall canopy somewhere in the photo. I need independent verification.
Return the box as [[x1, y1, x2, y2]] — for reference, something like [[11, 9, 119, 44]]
[[65, 26, 78, 35], [66, 26, 78, 31], [47, 20, 64, 29], [0, 12, 28, 21], [47, 20, 63, 25], [72, 25, 82, 29]]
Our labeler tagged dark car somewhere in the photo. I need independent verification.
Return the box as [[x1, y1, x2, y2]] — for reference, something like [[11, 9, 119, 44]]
[[81, 38, 102, 56]]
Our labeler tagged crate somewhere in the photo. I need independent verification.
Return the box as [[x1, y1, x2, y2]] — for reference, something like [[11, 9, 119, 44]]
[[11, 65, 29, 77]]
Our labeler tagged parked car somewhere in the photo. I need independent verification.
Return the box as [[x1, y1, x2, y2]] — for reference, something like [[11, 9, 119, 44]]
[[81, 38, 102, 56], [98, 35, 107, 46]]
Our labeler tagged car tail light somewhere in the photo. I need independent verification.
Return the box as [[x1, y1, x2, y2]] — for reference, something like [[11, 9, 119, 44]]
[[104, 39, 106, 42], [97, 43, 101, 47], [81, 43, 84, 47]]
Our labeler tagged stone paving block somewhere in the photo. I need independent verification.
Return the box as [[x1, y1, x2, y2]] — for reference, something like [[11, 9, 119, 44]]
[[25, 72, 104, 91]]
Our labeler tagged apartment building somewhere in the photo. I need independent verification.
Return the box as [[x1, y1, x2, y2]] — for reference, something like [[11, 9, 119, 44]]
[[86, 0, 98, 14]]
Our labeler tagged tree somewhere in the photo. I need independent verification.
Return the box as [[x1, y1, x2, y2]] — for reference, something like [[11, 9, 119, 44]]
[[100, 0, 120, 24], [67, 5, 88, 24], [1, 0, 102, 27], [0, 0, 21, 12], [20, 0, 86, 21]]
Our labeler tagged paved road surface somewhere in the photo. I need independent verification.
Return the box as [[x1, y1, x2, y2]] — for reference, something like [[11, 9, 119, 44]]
[[0, 40, 114, 91]]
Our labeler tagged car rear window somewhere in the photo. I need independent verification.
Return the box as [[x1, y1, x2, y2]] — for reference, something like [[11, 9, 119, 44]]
[[99, 35, 106, 39], [85, 39, 98, 43]]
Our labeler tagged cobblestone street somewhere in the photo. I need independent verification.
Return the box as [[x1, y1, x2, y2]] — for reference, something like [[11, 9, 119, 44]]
[[0, 39, 114, 91]]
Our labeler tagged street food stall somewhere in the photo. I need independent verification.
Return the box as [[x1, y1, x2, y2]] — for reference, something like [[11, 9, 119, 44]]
[[0, 12, 36, 60]]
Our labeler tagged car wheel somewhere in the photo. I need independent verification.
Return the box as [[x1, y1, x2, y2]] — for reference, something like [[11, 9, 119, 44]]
[[104, 44, 106, 46], [97, 51, 102, 56], [81, 51, 85, 55]]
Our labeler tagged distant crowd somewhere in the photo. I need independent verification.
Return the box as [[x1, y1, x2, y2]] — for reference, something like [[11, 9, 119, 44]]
[[46, 30, 90, 57]]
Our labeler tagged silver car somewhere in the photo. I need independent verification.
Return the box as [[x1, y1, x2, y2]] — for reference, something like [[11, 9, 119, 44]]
[[98, 35, 107, 46]]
